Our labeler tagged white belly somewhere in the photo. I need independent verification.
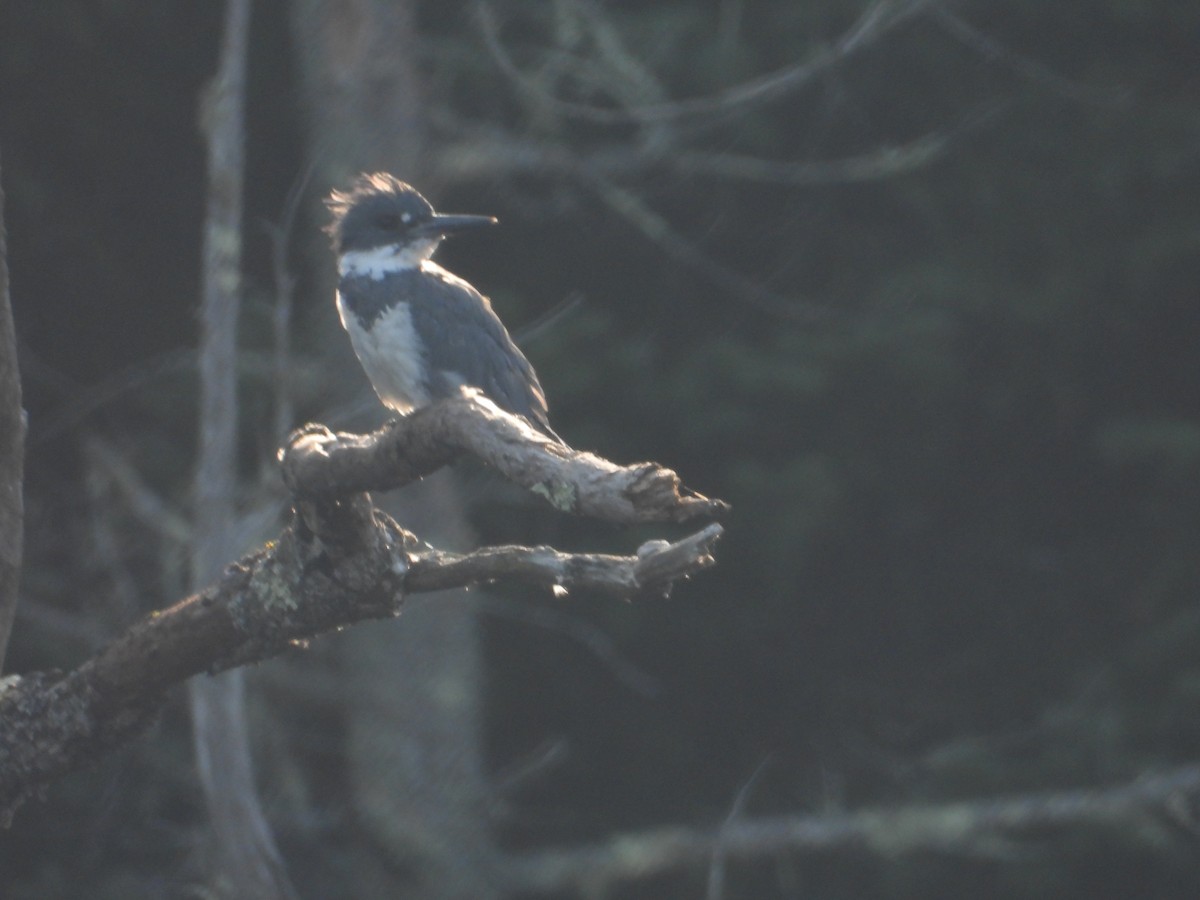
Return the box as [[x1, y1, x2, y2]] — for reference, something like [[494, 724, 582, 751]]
[[337, 292, 430, 413]]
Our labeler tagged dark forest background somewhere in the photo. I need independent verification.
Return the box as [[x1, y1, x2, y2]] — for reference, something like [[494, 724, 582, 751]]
[[1, 1, 1199, 897]]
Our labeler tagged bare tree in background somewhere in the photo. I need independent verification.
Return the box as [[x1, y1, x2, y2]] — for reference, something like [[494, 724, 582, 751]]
[[188, 1, 297, 897], [289, 2, 503, 894], [0, 160, 25, 676]]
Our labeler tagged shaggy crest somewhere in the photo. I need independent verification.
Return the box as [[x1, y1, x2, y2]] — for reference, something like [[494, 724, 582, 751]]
[[324, 173, 432, 251]]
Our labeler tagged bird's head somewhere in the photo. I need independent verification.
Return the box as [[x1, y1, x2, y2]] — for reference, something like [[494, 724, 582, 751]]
[[326, 173, 497, 264]]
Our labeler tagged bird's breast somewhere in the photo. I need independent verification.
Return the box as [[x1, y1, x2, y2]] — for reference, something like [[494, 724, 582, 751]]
[[337, 289, 431, 413]]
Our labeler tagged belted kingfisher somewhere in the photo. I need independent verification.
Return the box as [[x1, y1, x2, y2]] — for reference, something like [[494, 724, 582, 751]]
[[326, 173, 560, 440]]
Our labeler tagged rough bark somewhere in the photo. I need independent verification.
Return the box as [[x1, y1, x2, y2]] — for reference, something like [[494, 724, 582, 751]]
[[281, 395, 728, 523], [0, 402, 724, 826]]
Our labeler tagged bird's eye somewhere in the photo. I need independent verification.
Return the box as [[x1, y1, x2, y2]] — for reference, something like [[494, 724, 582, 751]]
[[376, 213, 401, 230]]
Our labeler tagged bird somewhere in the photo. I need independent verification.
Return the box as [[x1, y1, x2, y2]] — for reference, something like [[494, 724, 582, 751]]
[[325, 173, 560, 441]]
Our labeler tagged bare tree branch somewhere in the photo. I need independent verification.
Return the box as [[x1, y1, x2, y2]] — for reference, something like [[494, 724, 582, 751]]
[[430, 112, 969, 189], [671, 135, 950, 186], [477, 0, 936, 127], [85, 437, 191, 544], [582, 174, 828, 321], [0, 403, 724, 823], [931, 8, 1135, 107], [512, 291, 586, 347], [279, 392, 729, 523], [25, 347, 321, 447], [22, 346, 195, 445], [408, 524, 721, 600], [426, 2, 1002, 332], [0, 519, 720, 822], [425, 115, 978, 323], [0, 159, 25, 674], [504, 764, 1200, 894]]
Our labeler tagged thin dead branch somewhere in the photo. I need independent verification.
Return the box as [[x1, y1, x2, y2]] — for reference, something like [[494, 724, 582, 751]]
[[408, 524, 721, 599], [583, 175, 828, 321], [262, 162, 316, 449], [931, 8, 1134, 108], [504, 765, 1200, 894], [478, 0, 936, 127], [671, 135, 950, 186]]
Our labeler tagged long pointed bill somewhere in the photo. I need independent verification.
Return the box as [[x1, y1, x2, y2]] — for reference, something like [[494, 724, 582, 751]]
[[417, 213, 498, 237]]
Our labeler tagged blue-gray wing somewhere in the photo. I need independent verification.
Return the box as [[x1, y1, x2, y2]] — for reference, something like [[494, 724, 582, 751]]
[[407, 266, 559, 439]]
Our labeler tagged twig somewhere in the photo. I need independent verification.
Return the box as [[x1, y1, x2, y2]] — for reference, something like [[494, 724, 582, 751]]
[[407, 524, 722, 599], [428, 112, 965, 188], [504, 765, 1200, 894], [491, 737, 571, 801], [262, 161, 316, 448], [513, 291, 586, 347], [84, 437, 190, 545], [932, 8, 1134, 108], [24, 348, 196, 445], [478, 0, 935, 127], [583, 174, 828, 321], [707, 757, 772, 900], [671, 133, 950, 186]]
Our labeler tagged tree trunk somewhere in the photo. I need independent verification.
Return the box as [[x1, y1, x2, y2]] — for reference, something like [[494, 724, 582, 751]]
[[190, 1, 295, 895], [0, 162, 25, 676], [289, 1, 500, 895]]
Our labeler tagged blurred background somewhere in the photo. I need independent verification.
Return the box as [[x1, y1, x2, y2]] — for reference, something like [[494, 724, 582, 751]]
[[1, 1, 1199, 897]]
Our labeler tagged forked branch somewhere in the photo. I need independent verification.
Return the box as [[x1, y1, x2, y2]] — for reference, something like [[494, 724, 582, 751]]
[[0, 397, 726, 822]]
